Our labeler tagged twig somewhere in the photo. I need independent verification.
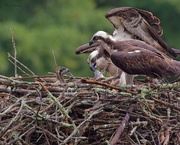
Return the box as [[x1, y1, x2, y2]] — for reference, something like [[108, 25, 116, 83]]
[[152, 97, 180, 111], [134, 132, 141, 145], [10, 126, 35, 144], [8, 56, 28, 75], [9, 28, 17, 77], [0, 99, 25, 138], [0, 98, 22, 116], [86, 102, 110, 112], [129, 118, 140, 136], [162, 127, 172, 145], [8, 53, 35, 75], [63, 108, 103, 144], [109, 104, 135, 145], [36, 126, 63, 143], [39, 82, 77, 130], [129, 120, 148, 127], [43, 131, 51, 145], [81, 78, 123, 91], [142, 107, 163, 124], [0, 74, 37, 85], [52, 49, 58, 68]]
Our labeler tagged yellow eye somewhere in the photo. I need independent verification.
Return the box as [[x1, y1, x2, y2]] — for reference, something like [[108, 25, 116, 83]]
[[91, 57, 96, 62]]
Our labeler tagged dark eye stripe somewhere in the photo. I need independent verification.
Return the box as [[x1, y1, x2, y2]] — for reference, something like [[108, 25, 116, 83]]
[[93, 36, 99, 40]]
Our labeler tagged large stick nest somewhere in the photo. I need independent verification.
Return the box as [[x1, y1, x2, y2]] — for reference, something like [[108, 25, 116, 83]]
[[0, 73, 179, 145]]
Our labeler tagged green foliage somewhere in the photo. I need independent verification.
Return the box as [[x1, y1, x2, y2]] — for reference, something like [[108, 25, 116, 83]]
[[0, 0, 180, 76]]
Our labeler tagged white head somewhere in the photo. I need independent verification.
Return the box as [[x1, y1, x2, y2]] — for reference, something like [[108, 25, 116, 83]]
[[87, 48, 110, 72], [93, 31, 109, 39], [87, 50, 99, 64], [89, 31, 113, 46]]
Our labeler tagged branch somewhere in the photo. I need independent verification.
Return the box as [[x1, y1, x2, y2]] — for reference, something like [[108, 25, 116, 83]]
[[8, 53, 36, 76], [152, 97, 180, 111], [39, 82, 77, 130], [0, 99, 25, 138], [109, 104, 135, 145], [81, 78, 123, 91], [63, 108, 103, 144], [9, 28, 17, 77]]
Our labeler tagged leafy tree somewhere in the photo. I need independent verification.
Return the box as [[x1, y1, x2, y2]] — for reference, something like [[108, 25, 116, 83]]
[[0, 0, 179, 77]]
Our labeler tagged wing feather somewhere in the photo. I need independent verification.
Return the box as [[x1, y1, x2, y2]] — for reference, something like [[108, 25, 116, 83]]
[[110, 47, 167, 78], [134, 8, 163, 36], [105, 7, 177, 57]]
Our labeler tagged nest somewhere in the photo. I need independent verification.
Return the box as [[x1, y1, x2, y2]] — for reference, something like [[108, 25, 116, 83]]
[[0, 73, 180, 145]]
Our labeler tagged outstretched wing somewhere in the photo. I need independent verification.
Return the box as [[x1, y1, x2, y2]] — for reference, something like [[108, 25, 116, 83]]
[[105, 7, 177, 57], [134, 8, 163, 36]]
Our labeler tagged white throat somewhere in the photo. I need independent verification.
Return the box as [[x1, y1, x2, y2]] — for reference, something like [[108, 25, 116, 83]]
[[113, 29, 134, 40]]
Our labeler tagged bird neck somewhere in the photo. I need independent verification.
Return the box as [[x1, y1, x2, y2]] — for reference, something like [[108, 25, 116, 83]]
[[99, 38, 114, 54], [101, 35, 114, 46]]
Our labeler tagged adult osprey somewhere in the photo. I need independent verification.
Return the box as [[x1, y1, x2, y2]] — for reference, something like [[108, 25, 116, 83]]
[[88, 31, 180, 79], [75, 7, 180, 83]]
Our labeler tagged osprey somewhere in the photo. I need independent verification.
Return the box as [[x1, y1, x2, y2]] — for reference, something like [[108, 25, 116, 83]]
[[75, 7, 180, 83], [88, 31, 180, 79], [87, 45, 134, 85], [76, 42, 134, 85]]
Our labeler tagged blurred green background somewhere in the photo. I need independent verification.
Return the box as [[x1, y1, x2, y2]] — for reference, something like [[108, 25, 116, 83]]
[[0, 0, 180, 77]]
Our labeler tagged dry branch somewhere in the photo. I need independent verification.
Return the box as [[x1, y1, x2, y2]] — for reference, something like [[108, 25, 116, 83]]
[[9, 28, 17, 77], [110, 104, 135, 145], [0, 74, 179, 145]]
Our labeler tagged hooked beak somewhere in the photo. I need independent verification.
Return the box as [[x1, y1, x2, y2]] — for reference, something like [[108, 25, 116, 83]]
[[89, 39, 95, 46], [59, 67, 69, 75], [89, 62, 96, 72], [89, 62, 104, 80]]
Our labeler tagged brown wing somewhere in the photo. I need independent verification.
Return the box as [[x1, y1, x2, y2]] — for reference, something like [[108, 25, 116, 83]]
[[114, 39, 164, 59], [143, 20, 176, 57], [105, 7, 162, 36], [110, 47, 178, 78], [105, 7, 177, 57], [75, 42, 100, 54], [105, 7, 128, 30], [134, 8, 163, 36]]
